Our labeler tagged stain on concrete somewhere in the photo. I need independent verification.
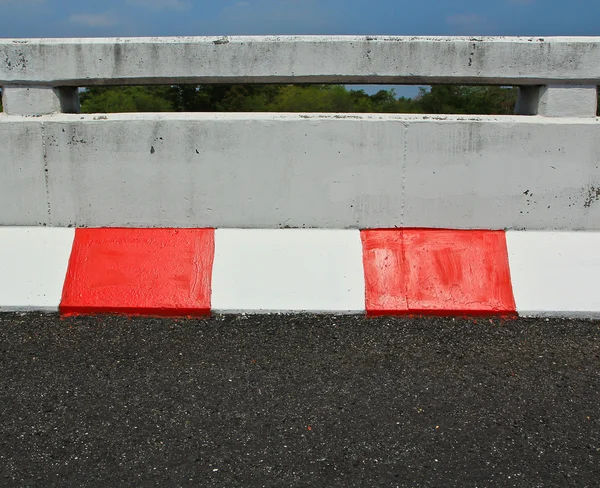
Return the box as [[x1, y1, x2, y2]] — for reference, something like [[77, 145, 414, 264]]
[[7, 51, 27, 70], [113, 44, 124, 73], [468, 43, 476, 67], [40, 122, 52, 224], [583, 185, 600, 208], [150, 146, 155, 155], [67, 130, 86, 146]]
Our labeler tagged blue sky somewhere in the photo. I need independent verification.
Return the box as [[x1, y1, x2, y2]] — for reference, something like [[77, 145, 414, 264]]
[[1, 0, 598, 97]]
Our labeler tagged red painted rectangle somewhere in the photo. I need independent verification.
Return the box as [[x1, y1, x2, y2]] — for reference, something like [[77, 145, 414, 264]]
[[361, 230, 408, 314], [361, 229, 516, 316], [60, 228, 215, 316]]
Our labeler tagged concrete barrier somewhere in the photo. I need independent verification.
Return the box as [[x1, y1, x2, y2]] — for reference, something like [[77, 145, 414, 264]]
[[1, 36, 599, 229]]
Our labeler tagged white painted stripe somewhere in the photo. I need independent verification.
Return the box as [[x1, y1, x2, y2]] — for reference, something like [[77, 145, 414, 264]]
[[506, 231, 600, 318], [0, 227, 75, 311], [211, 229, 365, 313]]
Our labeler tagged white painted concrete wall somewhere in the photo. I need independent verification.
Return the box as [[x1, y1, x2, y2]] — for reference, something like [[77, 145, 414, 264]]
[[1, 112, 599, 229]]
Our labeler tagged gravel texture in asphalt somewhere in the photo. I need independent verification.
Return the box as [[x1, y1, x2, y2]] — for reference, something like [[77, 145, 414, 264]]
[[0, 313, 599, 487]]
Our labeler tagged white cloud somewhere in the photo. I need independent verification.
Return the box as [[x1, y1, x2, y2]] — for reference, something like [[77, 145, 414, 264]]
[[69, 12, 119, 28], [127, 0, 192, 10]]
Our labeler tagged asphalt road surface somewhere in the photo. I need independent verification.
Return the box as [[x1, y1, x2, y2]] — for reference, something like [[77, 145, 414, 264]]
[[0, 313, 599, 487]]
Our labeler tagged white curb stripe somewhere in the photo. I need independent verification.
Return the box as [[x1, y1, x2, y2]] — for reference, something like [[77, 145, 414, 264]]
[[0, 227, 75, 311], [506, 231, 600, 318], [211, 229, 365, 313]]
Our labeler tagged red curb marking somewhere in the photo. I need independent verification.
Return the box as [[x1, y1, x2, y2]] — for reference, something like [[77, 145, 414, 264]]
[[361, 229, 516, 316], [361, 229, 408, 314], [60, 228, 215, 317]]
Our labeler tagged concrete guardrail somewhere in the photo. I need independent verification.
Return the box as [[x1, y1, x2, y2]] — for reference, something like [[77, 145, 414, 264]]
[[1, 36, 599, 229]]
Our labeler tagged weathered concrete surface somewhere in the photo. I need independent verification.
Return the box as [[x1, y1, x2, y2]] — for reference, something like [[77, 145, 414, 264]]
[[2, 36, 600, 86], [1, 87, 62, 115], [2, 36, 598, 231], [1, 113, 596, 230], [515, 86, 541, 116], [537, 85, 598, 117], [0, 119, 48, 225], [1, 86, 80, 116], [515, 85, 599, 117], [1, 113, 600, 229], [43, 113, 406, 228], [402, 115, 600, 229]]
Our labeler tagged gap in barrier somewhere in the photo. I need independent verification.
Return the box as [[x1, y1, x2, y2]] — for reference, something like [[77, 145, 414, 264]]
[[75, 84, 522, 116], [5, 84, 597, 117]]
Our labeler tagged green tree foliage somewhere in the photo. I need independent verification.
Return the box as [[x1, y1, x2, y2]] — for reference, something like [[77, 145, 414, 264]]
[[80, 86, 175, 113], [80, 84, 423, 114], [416, 86, 518, 115]]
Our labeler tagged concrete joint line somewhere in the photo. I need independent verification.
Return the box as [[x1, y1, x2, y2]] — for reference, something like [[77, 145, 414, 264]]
[[400, 121, 409, 227], [40, 121, 52, 225]]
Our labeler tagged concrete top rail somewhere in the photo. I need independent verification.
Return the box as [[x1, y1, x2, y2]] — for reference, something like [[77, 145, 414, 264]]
[[1, 36, 600, 86]]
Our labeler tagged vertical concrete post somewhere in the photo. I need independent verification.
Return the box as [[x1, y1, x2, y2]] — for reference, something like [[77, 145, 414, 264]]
[[515, 86, 541, 115], [537, 85, 597, 117], [516, 85, 597, 117], [2, 86, 80, 115]]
